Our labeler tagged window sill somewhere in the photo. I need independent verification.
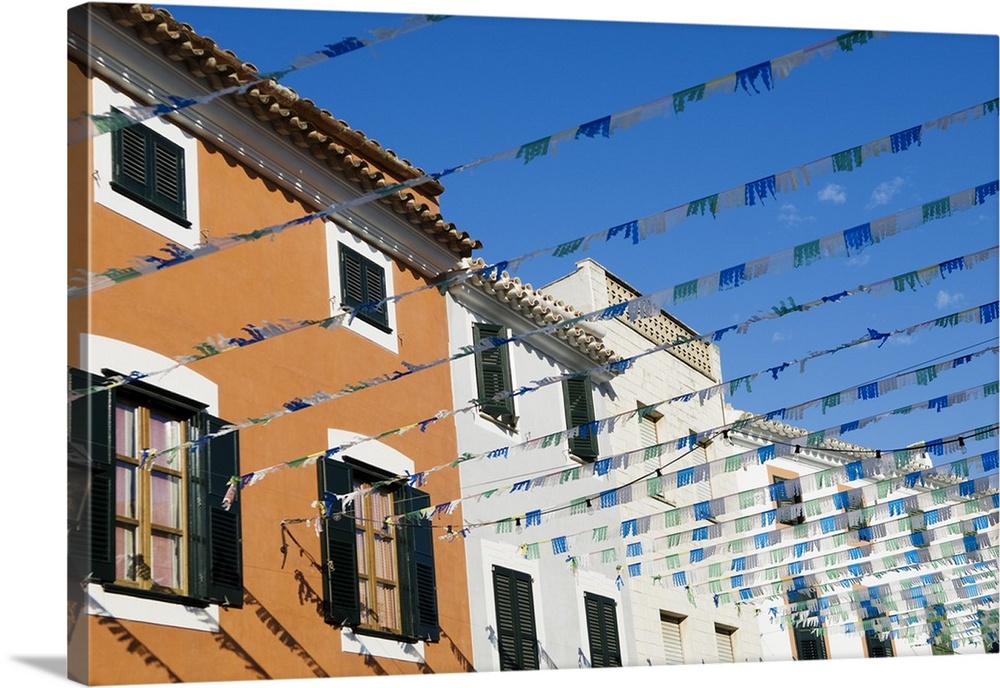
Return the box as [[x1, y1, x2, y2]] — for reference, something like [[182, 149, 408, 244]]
[[110, 182, 191, 228], [88, 583, 220, 632], [341, 627, 426, 663], [478, 411, 517, 433], [101, 582, 211, 608]]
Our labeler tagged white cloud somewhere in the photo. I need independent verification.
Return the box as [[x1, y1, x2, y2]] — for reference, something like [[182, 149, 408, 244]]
[[818, 183, 847, 204], [846, 254, 870, 267], [935, 289, 965, 310], [869, 176, 905, 206], [778, 203, 814, 225], [889, 334, 916, 346], [772, 331, 789, 343]]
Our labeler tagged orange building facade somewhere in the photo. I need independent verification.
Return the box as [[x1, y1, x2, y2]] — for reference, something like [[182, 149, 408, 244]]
[[67, 4, 478, 684]]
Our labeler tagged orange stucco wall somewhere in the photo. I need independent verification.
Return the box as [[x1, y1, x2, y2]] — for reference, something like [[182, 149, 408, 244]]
[[68, 60, 473, 685]]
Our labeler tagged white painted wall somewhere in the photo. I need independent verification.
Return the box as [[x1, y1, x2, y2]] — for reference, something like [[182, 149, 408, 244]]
[[447, 291, 633, 671]]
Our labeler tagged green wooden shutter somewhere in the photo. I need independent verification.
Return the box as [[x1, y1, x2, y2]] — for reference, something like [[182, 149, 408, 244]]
[[493, 566, 538, 671], [584, 593, 622, 667], [789, 589, 827, 660], [68, 368, 115, 583], [340, 247, 366, 310], [112, 124, 149, 199], [564, 377, 598, 460], [111, 118, 189, 227], [318, 458, 361, 627], [395, 485, 439, 641], [473, 323, 514, 421], [201, 414, 243, 607], [151, 136, 186, 220], [362, 258, 388, 329]]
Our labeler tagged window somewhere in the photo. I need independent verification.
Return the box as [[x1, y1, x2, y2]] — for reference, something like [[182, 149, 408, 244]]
[[339, 245, 390, 332], [772, 476, 804, 526], [715, 624, 736, 662], [660, 612, 685, 665], [584, 593, 622, 668], [787, 588, 827, 660], [111, 116, 189, 227], [492, 565, 539, 671], [473, 323, 515, 426], [928, 606, 954, 655], [863, 621, 894, 657], [564, 376, 598, 461], [638, 405, 661, 450], [67, 368, 242, 607], [317, 457, 439, 642]]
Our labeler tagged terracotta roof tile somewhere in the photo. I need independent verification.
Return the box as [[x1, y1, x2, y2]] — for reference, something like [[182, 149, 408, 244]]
[[93, 3, 481, 257], [458, 258, 620, 368]]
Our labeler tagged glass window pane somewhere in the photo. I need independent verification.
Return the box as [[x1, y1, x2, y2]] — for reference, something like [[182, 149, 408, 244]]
[[377, 583, 398, 630], [115, 462, 136, 518], [371, 490, 392, 524], [150, 473, 182, 528], [356, 529, 368, 576], [115, 525, 137, 581], [149, 413, 182, 466], [374, 534, 395, 582], [358, 580, 371, 626], [151, 532, 182, 589], [115, 402, 136, 457]]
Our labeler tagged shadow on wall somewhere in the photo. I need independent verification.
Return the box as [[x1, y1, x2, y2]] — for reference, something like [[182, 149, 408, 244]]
[[439, 628, 476, 672], [243, 588, 329, 678]]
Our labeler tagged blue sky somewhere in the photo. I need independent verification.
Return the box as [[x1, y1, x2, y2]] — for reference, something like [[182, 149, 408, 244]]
[[153, 2, 999, 459]]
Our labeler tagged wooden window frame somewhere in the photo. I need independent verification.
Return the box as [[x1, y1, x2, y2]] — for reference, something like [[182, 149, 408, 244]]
[[114, 396, 189, 595], [353, 477, 402, 635], [317, 457, 439, 642], [68, 368, 244, 609]]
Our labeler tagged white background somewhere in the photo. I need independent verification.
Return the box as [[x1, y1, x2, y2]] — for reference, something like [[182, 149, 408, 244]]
[[5, 1, 995, 686]]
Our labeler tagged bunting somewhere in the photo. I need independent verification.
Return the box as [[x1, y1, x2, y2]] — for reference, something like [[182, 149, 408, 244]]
[[69, 14, 451, 143], [68, 87, 996, 299]]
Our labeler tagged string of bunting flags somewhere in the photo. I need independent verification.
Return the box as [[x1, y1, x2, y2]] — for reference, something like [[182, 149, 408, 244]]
[[562, 451, 1000, 563], [66, 82, 998, 299], [67, 180, 999, 401], [709, 551, 995, 612], [712, 559, 997, 631], [506, 438, 999, 560], [69, 13, 451, 143], [736, 536, 999, 618], [112, 243, 1000, 472], [353, 379, 998, 532], [226, 286, 999, 512], [637, 532, 997, 600], [769, 563, 997, 615], [580, 500, 999, 586], [773, 594, 997, 646], [775, 585, 997, 628], [360, 342, 998, 525]]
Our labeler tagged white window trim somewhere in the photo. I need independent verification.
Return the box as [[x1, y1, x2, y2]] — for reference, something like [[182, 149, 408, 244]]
[[87, 583, 219, 633], [80, 335, 221, 630], [326, 429, 423, 659], [92, 77, 201, 249], [479, 540, 549, 671], [325, 221, 398, 353], [341, 628, 425, 663], [81, 334, 219, 415]]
